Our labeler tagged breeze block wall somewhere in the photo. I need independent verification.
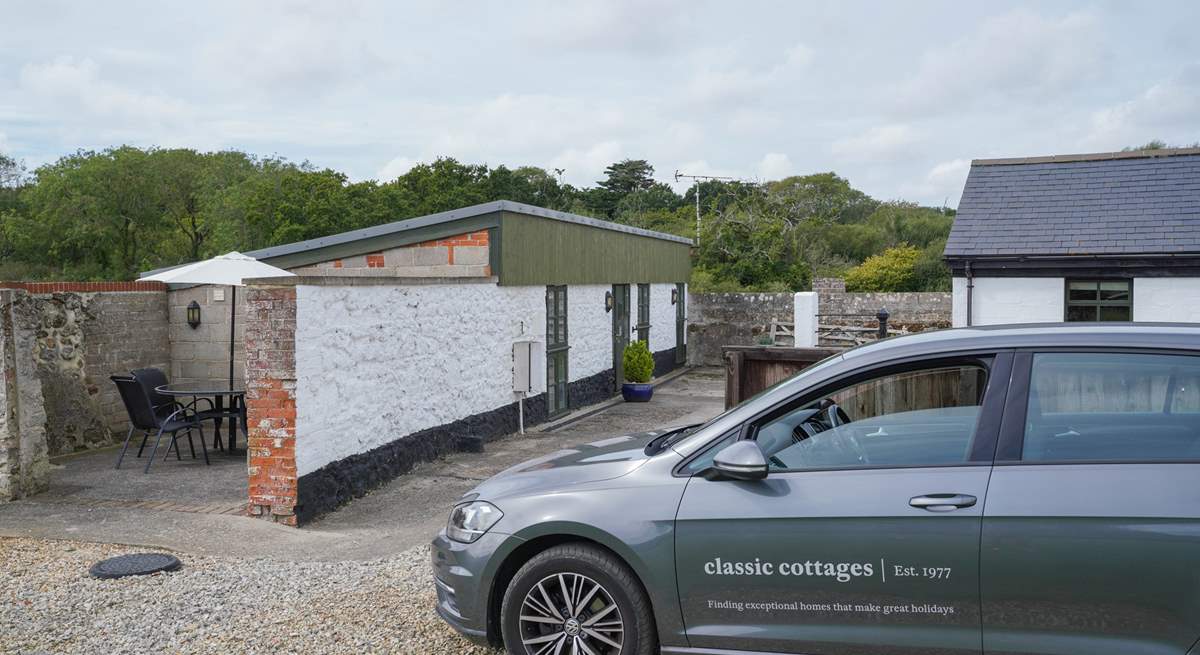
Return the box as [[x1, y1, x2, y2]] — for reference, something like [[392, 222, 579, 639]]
[[243, 284, 299, 525]]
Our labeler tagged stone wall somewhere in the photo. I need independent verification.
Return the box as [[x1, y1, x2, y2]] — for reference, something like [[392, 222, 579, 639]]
[[0, 289, 49, 500], [687, 293, 795, 366], [0, 283, 170, 457], [37, 291, 171, 453], [813, 278, 952, 328], [687, 281, 953, 365]]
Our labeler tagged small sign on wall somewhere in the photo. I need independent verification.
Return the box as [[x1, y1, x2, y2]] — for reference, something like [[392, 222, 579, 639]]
[[212, 288, 225, 302]]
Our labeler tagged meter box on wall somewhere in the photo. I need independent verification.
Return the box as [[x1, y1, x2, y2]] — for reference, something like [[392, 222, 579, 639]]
[[512, 340, 543, 394]]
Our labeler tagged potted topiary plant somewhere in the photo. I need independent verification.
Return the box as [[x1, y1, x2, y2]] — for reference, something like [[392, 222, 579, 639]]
[[621, 340, 655, 402]]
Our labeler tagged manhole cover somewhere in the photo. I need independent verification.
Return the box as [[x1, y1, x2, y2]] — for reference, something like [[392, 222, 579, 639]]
[[89, 553, 182, 579]]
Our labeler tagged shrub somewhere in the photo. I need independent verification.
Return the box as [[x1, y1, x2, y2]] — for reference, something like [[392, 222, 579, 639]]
[[622, 340, 654, 383], [844, 245, 921, 292]]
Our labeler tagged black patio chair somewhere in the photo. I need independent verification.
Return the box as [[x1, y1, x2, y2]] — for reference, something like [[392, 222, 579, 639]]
[[111, 375, 209, 473]]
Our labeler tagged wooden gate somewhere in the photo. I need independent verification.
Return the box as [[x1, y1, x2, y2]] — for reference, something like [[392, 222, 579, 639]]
[[723, 346, 839, 409]]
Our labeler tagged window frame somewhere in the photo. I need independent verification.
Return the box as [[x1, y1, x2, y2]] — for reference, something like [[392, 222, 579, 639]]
[[1063, 278, 1133, 322], [545, 285, 570, 417], [636, 283, 651, 343], [995, 347, 1200, 466], [673, 352, 1012, 476]]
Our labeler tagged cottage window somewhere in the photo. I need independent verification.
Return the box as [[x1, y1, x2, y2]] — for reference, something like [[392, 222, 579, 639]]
[[1065, 280, 1132, 322]]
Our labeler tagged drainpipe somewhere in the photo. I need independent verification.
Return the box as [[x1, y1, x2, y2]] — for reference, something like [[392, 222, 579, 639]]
[[964, 261, 974, 327]]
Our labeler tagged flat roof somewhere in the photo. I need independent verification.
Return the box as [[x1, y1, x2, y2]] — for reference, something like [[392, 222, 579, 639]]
[[244, 199, 692, 263]]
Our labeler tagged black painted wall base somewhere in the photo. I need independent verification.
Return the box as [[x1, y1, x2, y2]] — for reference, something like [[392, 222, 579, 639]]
[[652, 346, 683, 379], [295, 348, 685, 524]]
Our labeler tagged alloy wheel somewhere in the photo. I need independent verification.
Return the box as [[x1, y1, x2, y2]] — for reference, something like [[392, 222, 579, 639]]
[[518, 572, 624, 655]]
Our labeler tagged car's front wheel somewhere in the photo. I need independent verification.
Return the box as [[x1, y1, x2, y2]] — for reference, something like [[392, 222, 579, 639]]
[[500, 543, 656, 655]]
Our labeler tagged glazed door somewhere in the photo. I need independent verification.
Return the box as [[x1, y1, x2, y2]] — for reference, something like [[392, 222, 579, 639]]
[[546, 285, 569, 416], [612, 284, 630, 391]]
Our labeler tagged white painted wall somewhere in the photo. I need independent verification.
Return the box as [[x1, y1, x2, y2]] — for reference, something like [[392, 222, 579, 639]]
[[952, 276, 1065, 327], [1134, 278, 1200, 322], [295, 281, 689, 475], [648, 283, 679, 354], [294, 282, 545, 476], [568, 285, 614, 379]]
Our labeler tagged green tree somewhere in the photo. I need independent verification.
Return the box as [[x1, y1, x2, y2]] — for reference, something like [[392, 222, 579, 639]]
[[844, 245, 923, 292]]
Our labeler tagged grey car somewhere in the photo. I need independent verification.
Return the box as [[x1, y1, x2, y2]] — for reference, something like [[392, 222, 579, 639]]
[[432, 324, 1200, 655]]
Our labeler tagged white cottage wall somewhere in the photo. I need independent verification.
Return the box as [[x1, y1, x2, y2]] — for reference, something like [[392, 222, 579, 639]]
[[648, 283, 679, 354], [1133, 278, 1200, 322], [294, 282, 545, 476], [952, 277, 1065, 327], [569, 285, 616, 379]]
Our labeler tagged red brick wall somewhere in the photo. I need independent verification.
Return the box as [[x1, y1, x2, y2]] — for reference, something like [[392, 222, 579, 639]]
[[243, 285, 298, 525], [0, 281, 167, 293]]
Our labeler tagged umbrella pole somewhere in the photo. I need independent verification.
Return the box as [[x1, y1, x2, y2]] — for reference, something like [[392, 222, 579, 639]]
[[229, 285, 236, 388]]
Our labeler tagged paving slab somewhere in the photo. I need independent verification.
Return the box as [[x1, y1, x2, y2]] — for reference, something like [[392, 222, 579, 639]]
[[0, 367, 726, 561]]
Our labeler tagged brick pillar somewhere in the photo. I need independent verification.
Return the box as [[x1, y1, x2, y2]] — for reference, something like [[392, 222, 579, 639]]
[[243, 284, 298, 525]]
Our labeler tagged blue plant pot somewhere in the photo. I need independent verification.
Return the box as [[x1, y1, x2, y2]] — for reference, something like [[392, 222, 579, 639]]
[[622, 383, 654, 402]]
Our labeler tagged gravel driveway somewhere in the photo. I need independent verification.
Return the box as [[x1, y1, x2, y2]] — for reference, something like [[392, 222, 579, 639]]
[[1, 537, 497, 654]]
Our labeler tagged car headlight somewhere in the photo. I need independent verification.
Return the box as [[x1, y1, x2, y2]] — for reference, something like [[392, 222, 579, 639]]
[[446, 501, 504, 543]]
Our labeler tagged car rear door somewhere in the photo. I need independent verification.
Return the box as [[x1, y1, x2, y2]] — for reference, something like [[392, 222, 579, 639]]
[[981, 350, 1200, 654], [674, 352, 1012, 655]]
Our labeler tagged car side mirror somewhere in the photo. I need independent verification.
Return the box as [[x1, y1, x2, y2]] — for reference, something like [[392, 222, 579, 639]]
[[708, 441, 769, 481]]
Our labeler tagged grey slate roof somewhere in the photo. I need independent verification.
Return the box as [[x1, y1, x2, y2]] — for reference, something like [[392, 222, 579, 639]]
[[944, 148, 1200, 258]]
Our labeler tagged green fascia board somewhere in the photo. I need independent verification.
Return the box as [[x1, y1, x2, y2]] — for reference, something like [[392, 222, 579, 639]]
[[497, 212, 691, 286], [253, 213, 502, 270]]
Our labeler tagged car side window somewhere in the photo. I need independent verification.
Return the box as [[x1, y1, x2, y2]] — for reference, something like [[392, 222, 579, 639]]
[[754, 364, 989, 471], [1022, 352, 1200, 462]]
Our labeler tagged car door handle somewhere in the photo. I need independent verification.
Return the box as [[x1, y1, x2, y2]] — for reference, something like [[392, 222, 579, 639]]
[[909, 494, 977, 512]]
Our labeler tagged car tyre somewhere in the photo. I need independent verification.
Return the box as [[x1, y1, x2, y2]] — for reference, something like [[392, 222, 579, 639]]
[[501, 543, 656, 655]]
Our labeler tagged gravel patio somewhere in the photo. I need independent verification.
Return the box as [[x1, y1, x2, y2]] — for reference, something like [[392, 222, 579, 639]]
[[0, 368, 725, 654]]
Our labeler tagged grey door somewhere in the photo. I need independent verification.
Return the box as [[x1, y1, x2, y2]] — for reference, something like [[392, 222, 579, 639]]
[[676, 355, 1010, 654], [612, 284, 630, 391], [982, 351, 1200, 654]]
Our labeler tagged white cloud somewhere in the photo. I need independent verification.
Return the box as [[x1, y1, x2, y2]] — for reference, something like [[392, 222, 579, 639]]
[[549, 141, 625, 186], [900, 158, 972, 207], [757, 153, 794, 180], [1085, 64, 1200, 148], [376, 156, 420, 182], [683, 42, 813, 107], [19, 56, 192, 128], [893, 9, 1107, 113], [831, 124, 918, 160], [522, 0, 691, 55]]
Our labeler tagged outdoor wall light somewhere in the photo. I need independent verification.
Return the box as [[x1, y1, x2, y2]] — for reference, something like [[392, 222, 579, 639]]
[[671, 288, 679, 305], [605, 291, 614, 313], [186, 301, 201, 329]]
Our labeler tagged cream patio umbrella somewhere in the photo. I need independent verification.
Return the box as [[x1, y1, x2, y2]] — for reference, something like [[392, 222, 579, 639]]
[[142, 252, 294, 386]]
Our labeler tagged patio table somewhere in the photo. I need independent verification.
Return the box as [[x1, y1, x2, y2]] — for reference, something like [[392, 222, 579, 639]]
[[156, 381, 247, 454]]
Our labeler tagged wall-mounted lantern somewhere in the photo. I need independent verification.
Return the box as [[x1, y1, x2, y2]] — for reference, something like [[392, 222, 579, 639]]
[[605, 290, 614, 313], [671, 288, 679, 305], [186, 301, 202, 329]]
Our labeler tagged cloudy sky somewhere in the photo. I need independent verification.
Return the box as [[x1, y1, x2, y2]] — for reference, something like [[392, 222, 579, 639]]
[[2, 1, 1198, 207]]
